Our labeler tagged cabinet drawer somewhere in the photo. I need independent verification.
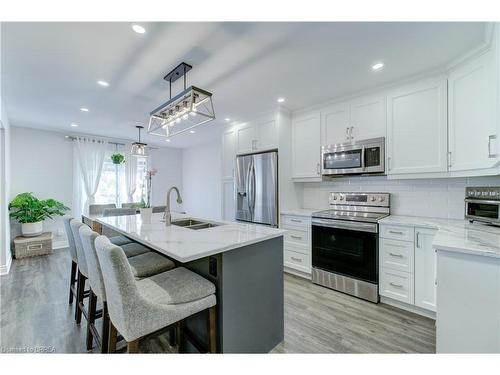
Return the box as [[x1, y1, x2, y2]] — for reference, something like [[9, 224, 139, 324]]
[[380, 225, 414, 242], [380, 267, 415, 304], [282, 215, 310, 227], [284, 249, 311, 273], [283, 227, 309, 246], [380, 238, 415, 273]]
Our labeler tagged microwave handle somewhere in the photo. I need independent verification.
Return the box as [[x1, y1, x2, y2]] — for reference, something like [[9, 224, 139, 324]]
[[361, 145, 366, 171]]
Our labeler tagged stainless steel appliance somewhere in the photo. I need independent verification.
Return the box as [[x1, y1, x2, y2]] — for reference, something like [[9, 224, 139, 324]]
[[235, 150, 278, 227], [321, 137, 385, 177], [465, 186, 500, 226], [311, 192, 390, 303]]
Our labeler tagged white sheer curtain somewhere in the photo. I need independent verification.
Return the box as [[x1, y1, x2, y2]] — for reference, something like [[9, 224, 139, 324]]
[[124, 144, 138, 203], [73, 137, 107, 215]]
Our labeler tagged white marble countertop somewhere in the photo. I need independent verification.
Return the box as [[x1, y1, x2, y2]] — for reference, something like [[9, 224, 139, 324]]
[[96, 212, 286, 263], [280, 208, 323, 217], [379, 215, 500, 259]]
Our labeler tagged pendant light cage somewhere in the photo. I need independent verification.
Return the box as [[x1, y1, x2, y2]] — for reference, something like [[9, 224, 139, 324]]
[[148, 62, 215, 138], [131, 125, 149, 158]]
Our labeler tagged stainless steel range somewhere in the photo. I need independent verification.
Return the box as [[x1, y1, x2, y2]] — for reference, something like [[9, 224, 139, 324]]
[[311, 192, 390, 303]]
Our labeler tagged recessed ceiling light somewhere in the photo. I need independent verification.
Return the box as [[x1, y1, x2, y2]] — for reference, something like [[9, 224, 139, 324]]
[[277, 98, 285, 103], [225, 118, 231, 122], [97, 80, 109, 87], [70, 123, 78, 127], [165, 139, 171, 142], [372, 62, 384, 71], [189, 130, 195, 134], [80, 107, 89, 112], [132, 24, 146, 34]]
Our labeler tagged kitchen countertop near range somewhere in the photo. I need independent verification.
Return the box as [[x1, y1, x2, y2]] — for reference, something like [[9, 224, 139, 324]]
[[379, 215, 500, 259]]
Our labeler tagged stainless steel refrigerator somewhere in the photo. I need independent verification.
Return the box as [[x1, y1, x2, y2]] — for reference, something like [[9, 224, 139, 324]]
[[235, 150, 278, 227]]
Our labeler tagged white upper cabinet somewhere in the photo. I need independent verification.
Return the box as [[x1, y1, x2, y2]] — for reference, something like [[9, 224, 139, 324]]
[[254, 117, 279, 151], [236, 122, 255, 154], [321, 102, 350, 145], [222, 128, 237, 180], [448, 49, 498, 172], [350, 95, 386, 140], [235, 115, 278, 154], [414, 227, 437, 312], [386, 76, 448, 175], [292, 112, 321, 180]]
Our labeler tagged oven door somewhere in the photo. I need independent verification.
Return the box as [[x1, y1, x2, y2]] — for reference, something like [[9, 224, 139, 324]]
[[312, 218, 378, 284], [465, 199, 500, 223]]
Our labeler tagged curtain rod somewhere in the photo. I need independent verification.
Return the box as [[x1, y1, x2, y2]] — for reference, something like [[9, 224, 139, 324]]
[[64, 135, 158, 150]]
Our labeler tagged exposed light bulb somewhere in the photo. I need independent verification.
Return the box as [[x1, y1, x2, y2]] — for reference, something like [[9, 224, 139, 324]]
[[372, 62, 384, 71]]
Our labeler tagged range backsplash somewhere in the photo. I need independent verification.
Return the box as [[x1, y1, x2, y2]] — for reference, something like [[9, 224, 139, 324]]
[[302, 175, 500, 219]]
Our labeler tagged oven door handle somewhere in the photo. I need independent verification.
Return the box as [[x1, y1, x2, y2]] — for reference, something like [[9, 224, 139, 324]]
[[361, 145, 366, 171], [312, 218, 378, 233], [465, 199, 500, 205]]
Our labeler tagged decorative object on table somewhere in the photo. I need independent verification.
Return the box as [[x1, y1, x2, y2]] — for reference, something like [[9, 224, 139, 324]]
[[139, 168, 157, 221], [130, 125, 149, 158], [148, 62, 215, 139], [9, 192, 70, 237], [14, 232, 53, 259], [110, 153, 125, 165]]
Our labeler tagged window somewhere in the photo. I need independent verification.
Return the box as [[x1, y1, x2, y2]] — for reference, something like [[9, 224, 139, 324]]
[[94, 146, 148, 206]]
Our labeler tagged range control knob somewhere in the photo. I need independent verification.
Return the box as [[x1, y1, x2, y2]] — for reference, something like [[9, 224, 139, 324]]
[[379, 197, 385, 202], [333, 196, 337, 200], [482, 191, 489, 197], [370, 196, 376, 202], [339, 196, 344, 201]]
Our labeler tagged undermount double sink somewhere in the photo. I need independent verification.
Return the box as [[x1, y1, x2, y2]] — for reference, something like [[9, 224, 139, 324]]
[[171, 218, 222, 230]]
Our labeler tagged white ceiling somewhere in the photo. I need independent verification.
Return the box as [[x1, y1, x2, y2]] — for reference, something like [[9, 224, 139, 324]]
[[1, 22, 487, 148]]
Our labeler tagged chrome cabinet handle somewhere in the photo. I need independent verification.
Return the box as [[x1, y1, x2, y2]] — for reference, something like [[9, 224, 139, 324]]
[[345, 127, 349, 140], [290, 235, 302, 240], [387, 156, 391, 171], [350, 126, 354, 140], [388, 230, 403, 235], [290, 219, 302, 223], [448, 151, 452, 168], [488, 134, 497, 158], [390, 282, 403, 288], [316, 162, 321, 175], [291, 257, 302, 262], [389, 252, 403, 258], [416, 231, 420, 248]]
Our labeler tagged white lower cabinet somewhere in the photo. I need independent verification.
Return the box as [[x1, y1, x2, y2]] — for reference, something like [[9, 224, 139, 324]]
[[379, 224, 437, 315], [281, 214, 312, 278]]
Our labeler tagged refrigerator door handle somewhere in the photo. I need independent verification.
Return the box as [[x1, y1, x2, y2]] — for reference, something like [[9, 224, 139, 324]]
[[251, 160, 256, 215], [246, 158, 254, 219]]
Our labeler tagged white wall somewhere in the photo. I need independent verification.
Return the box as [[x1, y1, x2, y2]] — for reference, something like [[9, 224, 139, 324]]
[[0, 101, 12, 275], [181, 141, 222, 219], [301, 175, 500, 219], [9, 126, 74, 246], [150, 146, 184, 212]]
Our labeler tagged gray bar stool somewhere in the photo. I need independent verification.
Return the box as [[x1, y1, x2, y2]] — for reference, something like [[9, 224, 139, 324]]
[[102, 208, 137, 217], [63, 216, 80, 305], [95, 235, 217, 353], [121, 203, 140, 208], [89, 204, 116, 216]]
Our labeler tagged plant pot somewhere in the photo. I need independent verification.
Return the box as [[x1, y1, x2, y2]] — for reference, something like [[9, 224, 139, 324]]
[[21, 221, 43, 237], [140, 207, 153, 222]]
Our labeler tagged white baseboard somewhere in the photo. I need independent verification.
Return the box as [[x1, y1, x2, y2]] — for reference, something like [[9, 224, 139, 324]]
[[0, 254, 12, 276], [284, 266, 312, 280], [380, 296, 436, 319]]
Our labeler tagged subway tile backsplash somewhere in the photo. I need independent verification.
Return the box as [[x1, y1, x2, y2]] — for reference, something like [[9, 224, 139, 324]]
[[301, 175, 500, 219]]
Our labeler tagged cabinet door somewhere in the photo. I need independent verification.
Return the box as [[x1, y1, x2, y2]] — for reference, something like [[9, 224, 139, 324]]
[[386, 76, 448, 174], [221, 180, 235, 221], [448, 50, 498, 171], [292, 112, 321, 179], [255, 117, 278, 151], [321, 103, 350, 145], [222, 128, 236, 180], [236, 122, 256, 154], [350, 95, 386, 140], [414, 227, 437, 312]]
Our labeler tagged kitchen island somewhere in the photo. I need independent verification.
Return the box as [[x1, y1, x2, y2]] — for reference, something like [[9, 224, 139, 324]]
[[84, 212, 286, 353]]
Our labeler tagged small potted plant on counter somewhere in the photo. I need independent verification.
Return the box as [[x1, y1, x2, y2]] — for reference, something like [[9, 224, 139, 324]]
[[110, 153, 125, 165], [9, 192, 70, 237]]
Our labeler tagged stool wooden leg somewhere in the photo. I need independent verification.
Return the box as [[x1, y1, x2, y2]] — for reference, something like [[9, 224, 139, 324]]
[[69, 261, 77, 304], [75, 271, 86, 324], [108, 321, 117, 353], [127, 340, 139, 354], [207, 306, 217, 353], [176, 321, 184, 353], [101, 302, 110, 354], [86, 290, 97, 351]]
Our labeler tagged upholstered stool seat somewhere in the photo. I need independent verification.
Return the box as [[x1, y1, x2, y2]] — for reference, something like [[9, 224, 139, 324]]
[[128, 252, 175, 279], [109, 235, 133, 247], [121, 242, 150, 258]]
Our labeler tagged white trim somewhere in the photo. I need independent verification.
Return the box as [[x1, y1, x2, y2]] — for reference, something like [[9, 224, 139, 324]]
[[0, 253, 12, 276], [284, 266, 311, 280], [380, 295, 436, 319]]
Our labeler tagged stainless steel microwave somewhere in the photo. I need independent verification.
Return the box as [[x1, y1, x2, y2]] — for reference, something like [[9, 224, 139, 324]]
[[465, 186, 500, 226], [321, 137, 385, 177]]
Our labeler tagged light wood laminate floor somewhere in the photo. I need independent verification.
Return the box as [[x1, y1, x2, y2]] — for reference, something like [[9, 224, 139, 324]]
[[0, 249, 435, 353]]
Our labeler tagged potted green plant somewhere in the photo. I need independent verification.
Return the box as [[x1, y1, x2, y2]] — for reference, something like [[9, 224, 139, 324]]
[[9, 192, 70, 237], [110, 153, 125, 165]]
